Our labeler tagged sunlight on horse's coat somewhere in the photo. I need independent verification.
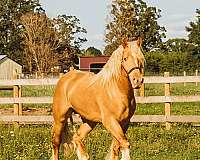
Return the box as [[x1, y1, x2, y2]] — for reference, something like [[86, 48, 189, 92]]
[[52, 39, 145, 160]]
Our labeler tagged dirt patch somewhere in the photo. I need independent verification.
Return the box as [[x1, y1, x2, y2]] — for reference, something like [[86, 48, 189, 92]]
[[0, 108, 51, 115]]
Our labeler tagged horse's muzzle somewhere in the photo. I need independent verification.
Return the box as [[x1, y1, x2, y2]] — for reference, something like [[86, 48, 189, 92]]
[[130, 77, 144, 89]]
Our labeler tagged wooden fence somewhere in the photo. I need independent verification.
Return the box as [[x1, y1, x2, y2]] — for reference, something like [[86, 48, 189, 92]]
[[0, 72, 200, 129]]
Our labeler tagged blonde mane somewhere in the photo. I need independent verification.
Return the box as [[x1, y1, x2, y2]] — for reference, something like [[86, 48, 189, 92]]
[[91, 41, 145, 86], [94, 45, 124, 85]]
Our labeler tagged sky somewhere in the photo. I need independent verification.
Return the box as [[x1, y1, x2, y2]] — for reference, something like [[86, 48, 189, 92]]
[[39, 0, 199, 51]]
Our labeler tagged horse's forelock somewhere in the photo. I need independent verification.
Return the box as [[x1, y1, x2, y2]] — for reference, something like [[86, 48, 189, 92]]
[[130, 41, 145, 66]]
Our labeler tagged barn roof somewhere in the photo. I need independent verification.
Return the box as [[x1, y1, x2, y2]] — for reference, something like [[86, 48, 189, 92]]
[[0, 55, 22, 67], [0, 55, 7, 64], [0, 55, 7, 60]]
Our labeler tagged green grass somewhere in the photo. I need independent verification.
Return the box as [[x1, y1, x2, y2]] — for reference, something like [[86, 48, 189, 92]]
[[144, 83, 200, 96], [134, 83, 200, 115], [0, 124, 199, 160], [0, 83, 200, 159], [0, 86, 54, 110], [22, 86, 55, 97]]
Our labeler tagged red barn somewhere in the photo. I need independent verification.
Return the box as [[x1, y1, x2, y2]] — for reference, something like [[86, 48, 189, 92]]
[[79, 56, 109, 73]]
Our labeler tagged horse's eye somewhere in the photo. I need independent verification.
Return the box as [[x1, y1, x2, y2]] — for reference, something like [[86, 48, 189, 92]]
[[124, 58, 127, 61]]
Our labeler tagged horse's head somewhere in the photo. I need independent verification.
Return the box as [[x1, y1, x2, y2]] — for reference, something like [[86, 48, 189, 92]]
[[121, 38, 145, 89]]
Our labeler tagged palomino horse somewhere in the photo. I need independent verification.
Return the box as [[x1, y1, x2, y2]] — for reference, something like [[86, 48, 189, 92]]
[[52, 38, 145, 160]]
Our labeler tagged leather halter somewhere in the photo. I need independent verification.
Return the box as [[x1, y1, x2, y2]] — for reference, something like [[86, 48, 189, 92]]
[[127, 67, 141, 75]]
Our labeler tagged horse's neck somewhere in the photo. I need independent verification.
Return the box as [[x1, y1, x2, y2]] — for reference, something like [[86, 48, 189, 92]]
[[112, 69, 133, 96]]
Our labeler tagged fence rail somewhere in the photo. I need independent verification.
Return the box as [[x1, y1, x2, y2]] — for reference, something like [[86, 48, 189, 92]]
[[0, 76, 200, 86], [1, 115, 200, 124], [0, 95, 200, 104], [0, 73, 200, 128]]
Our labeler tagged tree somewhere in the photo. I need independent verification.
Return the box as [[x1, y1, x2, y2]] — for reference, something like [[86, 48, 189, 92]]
[[21, 12, 60, 74], [0, 0, 41, 64], [83, 47, 102, 56], [144, 51, 189, 75], [186, 8, 200, 68], [21, 12, 87, 74], [104, 0, 166, 55], [51, 15, 87, 70], [164, 38, 189, 53], [144, 51, 163, 74]]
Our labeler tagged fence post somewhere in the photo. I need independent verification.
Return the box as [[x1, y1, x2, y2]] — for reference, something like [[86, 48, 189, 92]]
[[69, 66, 74, 71], [139, 83, 145, 97], [13, 70, 22, 116], [164, 72, 171, 130], [195, 70, 198, 86], [59, 73, 64, 78], [18, 85, 22, 115], [35, 72, 38, 79], [184, 71, 186, 86]]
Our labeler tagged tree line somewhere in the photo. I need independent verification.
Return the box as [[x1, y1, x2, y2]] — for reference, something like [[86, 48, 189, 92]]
[[0, 0, 200, 75]]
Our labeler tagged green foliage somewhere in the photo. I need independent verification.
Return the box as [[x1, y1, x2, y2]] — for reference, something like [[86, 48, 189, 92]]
[[186, 9, 200, 49], [104, 0, 166, 55], [52, 15, 87, 71], [52, 15, 87, 54], [83, 47, 102, 56], [146, 8, 200, 74], [144, 51, 195, 75], [164, 38, 190, 53], [0, 0, 41, 64], [0, 1, 87, 73], [186, 8, 200, 69]]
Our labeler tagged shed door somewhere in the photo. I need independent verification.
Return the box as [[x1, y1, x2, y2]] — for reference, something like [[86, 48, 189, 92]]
[[90, 63, 105, 73]]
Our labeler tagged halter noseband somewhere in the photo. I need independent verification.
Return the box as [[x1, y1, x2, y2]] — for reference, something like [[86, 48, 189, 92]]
[[127, 67, 141, 75]]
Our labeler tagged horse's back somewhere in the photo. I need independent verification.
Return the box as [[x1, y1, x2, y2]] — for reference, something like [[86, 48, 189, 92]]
[[54, 70, 93, 99]]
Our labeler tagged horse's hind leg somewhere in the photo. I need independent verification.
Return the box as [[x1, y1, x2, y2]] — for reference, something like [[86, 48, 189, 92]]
[[105, 138, 120, 160], [52, 103, 72, 160], [72, 120, 96, 160]]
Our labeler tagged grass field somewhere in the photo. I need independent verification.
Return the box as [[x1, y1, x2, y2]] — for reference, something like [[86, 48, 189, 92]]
[[0, 124, 199, 160], [0, 82, 200, 159]]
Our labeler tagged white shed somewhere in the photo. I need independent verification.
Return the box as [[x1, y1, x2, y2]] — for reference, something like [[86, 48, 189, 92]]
[[0, 55, 22, 79]]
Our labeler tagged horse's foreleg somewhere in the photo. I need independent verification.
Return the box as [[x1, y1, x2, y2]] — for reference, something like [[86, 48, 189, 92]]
[[103, 117, 130, 160], [73, 121, 96, 160], [121, 122, 130, 160]]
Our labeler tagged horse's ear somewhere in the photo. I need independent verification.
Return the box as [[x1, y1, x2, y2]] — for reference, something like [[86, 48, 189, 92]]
[[136, 37, 142, 47], [122, 38, 128, 48]]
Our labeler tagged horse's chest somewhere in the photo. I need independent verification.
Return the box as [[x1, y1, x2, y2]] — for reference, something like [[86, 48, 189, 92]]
[[119, 105, 133, 121], [113, 98, 135, 121]]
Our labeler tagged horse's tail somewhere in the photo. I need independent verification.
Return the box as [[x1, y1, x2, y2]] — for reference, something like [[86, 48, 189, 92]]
[[61, 114, 75, 157]]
